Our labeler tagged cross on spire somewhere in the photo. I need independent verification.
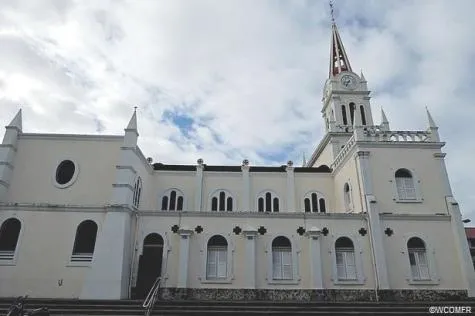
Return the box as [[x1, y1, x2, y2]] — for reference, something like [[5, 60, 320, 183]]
[[329, 0, 335, 24]]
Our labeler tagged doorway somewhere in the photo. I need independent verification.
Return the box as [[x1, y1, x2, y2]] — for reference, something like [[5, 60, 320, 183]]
[[132, 233, 163, 299]]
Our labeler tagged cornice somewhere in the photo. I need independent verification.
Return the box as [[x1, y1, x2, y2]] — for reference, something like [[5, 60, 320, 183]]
[[380, 213, 451, 221], [0, 203, 134, 213], [19, 133, 123, 142], [138, 210, 368, 220]]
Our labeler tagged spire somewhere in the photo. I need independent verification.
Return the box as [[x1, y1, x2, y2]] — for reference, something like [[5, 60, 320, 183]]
[[425, 107, 440, 142], [329, 21, 353, 77], [124, 107, 139, 147], [126, 107, 138, 131], [380, 107, 390, 131], [7, 109, 22, 132], [425, 106, 437, 128], [302, 152, 307, 167], [360, 69, 366, 82]]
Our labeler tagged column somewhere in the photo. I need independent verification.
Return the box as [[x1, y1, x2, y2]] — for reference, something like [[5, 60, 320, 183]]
[[286, 161, 296, 212], [177, 228, 193, 288], [306, 228, 323, 289], [354, 151, 390, 289], [242, 160, 250, 212], [243, 227, 258, 288], [195, 159, 204, 211]]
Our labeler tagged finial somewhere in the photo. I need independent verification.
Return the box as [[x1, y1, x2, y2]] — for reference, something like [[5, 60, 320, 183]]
[[302, 152, 307, 167], [134, 106, 138, 112], [425, 106, 437, 128], [329, 0, 336, 24]]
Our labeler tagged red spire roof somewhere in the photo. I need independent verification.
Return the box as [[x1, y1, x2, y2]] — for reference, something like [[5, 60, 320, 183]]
[[329, 23, 353, 77]]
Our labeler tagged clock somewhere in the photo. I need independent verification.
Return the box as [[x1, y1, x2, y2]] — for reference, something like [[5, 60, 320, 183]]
[[340, 75, 357, 90]]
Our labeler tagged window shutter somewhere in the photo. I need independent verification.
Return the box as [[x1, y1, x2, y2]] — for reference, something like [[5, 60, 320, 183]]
[[282, 251, 292, 280], [207, 250, 217, 279], [217, 249, 227, 278], [417, 251, 430, 280], [336, 251, 345, 279], [396, 178, 406, 199], [345, 251, 357, 280], [272, 251, 282, 279]]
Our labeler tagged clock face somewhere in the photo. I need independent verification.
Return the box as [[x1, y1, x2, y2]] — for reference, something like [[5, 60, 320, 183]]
[[341, 75, 357, 90]]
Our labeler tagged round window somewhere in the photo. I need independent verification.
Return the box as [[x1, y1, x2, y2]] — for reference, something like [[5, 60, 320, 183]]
[[56, 160, 76, 185]]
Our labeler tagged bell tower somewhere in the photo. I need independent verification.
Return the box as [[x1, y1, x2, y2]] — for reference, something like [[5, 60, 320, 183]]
[[322, 23, 374, 133]]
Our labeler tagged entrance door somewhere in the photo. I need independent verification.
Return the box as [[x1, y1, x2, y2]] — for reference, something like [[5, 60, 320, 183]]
[[133, 233, 164, 299]]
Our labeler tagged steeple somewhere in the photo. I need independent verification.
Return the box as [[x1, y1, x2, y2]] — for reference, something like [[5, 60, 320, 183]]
[[124, 107, 139, 147], [380, 108, 390, 131], [329, 23, 353, 77], [425, 107, 440, 142]]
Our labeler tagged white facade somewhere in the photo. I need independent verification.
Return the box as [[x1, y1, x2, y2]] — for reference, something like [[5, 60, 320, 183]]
[[0, 22, 474, 300]]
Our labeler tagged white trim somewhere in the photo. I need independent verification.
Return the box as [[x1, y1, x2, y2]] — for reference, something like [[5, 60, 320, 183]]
[[19, 133, 123, 142], [401, 233, 440, 285], [0, 215, 24, 266], [199, 233, 234, 284], [266, 235, 301, 285], [52, 158, 80, 189], [329, 234, 366, 285], [390, 167, 423, 203], [159, 188, 186, 211], [208, 189, 236, 212]]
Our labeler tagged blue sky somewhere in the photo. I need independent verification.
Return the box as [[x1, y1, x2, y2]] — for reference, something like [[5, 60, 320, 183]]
[[1, 0, 474, 222]]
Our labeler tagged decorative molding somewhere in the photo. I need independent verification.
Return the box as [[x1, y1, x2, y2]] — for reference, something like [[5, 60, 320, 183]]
[[433, 153, 447, 159], [116, 165, 138, 174], [52, 159, 80, 189], [0, 144, 18, 151], [0, 179, 10, 188], [0, 203, 134, 213], [0, 161, 14, 170], [380, 213, 450, 221], [19, 133, 123, 142]]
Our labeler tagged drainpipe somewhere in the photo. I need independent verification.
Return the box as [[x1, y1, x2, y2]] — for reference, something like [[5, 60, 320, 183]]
[[354, 155, 379, 302]]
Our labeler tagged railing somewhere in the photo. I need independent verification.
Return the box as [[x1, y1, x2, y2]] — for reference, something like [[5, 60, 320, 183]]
[[331, 134, 356, 169], [143, 276, 162, 316], [363, 128, 432, 142]]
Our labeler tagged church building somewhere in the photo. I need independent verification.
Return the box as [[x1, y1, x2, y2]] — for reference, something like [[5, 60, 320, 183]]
[[0, 20, 474, 302]]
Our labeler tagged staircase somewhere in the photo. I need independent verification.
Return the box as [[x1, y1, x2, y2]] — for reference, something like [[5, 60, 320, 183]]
[[1, 298, 474, 315]]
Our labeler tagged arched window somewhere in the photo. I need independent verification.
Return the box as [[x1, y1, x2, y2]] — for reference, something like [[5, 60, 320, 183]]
[[341, 105, 348, 125], [206, 235, 228, 280], [303, 192, 326, 213], [210, 190, 233, 211], [133, 177, 142, 208], [257, 191, 280, 213], [71, 220, 98, 262], [272, 236, 292, 280], [161, 189, 184, 211], [407, 237, 429, 280], [395, 169, 416, 200], [0, 218, 21, 260], [344, 183, 352, 211], [360, 105, 366, 125], [349, 103, 356, 125], [335, 237, 356, 280]]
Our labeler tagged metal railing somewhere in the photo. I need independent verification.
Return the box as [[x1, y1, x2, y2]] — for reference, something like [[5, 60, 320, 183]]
[[142, 276, 162, 316]]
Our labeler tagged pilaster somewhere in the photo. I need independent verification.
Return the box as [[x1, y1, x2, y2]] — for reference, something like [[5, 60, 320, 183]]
[[306, 228, 323, 289], [177, 228, 193, 288], [195, 159, 204, 211], [286, 161, 296, 212], [433, 153, 453, 197], [354, 150, 389, 290], [243, 227, 258, 288], [241, 160, 250, 212]]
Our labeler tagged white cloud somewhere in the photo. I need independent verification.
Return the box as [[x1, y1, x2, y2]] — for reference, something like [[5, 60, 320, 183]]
[[1, 0, 474, 221]]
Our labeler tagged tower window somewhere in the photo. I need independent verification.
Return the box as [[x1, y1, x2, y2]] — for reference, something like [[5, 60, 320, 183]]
[[407, 237, 430, 280], [360, 105, 366, 125], [349, 103, 355, 125], [395, 169, 416, 200], [341, 105, 348, 125], [344, 183, 352, 211], [132, 177, 142, 208]]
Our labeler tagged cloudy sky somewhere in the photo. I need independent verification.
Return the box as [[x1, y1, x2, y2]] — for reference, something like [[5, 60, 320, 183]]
[[1, 0, 474, 221]]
